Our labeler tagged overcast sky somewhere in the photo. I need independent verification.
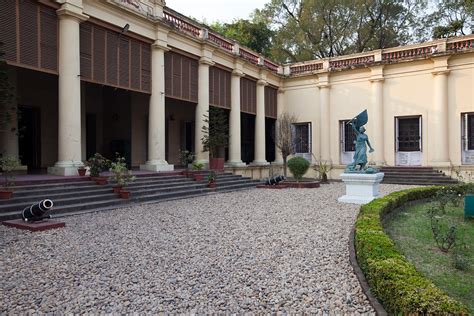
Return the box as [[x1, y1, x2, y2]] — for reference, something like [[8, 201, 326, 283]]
[[166, 0, 269, 24]]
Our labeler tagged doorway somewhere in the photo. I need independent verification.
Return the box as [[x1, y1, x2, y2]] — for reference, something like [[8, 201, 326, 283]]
[[18, 107, 41, 170], [395, 116, 422, 166]]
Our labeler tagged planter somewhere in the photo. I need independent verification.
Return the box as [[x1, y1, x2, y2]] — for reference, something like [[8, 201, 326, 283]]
[[93, 177, 108, 185], [193, 173, 204, 181], [207, 181, 216, 188], [112, 185, 123, 193], [209, 158, 225, 171], [0, 190, 13, 199], [77, 168, 87, 176], [119, 190, 130, 199]]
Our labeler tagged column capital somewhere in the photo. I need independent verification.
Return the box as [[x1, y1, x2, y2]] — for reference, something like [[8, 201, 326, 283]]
[[56, 4, 88, 22], [278, 88, 285, 94], [257, 79, 268, 86], [232, 69, 245, 77], [432, 69, 450, 76], [317, 83, 330, 89], [151, 41, 170, 52], [199, 57, 214, 66], [369, 76, 384, 83]]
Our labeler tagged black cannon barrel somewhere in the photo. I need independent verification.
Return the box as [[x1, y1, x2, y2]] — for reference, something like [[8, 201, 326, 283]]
[[22, 199, 54, 222], [265, 175, 285, 185]]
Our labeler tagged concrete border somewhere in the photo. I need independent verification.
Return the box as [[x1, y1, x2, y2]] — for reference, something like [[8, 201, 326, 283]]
[[348, 226, 387, 316]]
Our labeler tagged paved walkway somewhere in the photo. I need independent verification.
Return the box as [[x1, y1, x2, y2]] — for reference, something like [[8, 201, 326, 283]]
[[1, 183, 413, 314]]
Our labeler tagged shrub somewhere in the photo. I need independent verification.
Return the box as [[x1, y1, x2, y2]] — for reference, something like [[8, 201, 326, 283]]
[[355, 184, 470, 314], [109, 155, 135, 187], [0, 155, 21, 188], [86, 153, 111, 177], [287, 156, 310, 181]]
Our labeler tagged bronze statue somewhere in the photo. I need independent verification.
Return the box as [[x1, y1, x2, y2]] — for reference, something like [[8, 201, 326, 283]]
[[345, 110, 377, 173]]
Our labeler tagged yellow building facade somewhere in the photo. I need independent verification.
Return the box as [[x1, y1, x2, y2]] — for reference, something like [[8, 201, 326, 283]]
[[0, 0, 473, 180]]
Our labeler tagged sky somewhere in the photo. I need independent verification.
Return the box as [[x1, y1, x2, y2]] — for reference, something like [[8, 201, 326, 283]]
[[165, 0, 269, 24]]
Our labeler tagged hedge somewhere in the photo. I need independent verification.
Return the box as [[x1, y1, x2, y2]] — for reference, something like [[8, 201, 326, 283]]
[[355, 184, 474, 314]]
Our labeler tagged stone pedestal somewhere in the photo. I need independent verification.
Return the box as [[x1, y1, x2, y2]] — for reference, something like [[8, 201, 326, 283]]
[[338, 172, 384, 204]]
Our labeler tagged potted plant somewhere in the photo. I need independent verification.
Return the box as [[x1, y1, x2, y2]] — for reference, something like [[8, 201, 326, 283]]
[[312, 155, 333, 184], [192, 162, 204, 181], [201, 107, 228, 171], [86, 153, 111, 185], [109, 155, 136, 197], [179, 149, 195, 176], [0, 155, 21, 199], [207, 171, 217, 188], [77, 166, 87, 176]]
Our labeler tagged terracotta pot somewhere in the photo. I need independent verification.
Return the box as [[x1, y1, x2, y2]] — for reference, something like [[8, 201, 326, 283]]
[[207, 182, 216, 188], [93, 177, 108, 185], [119, 190, 130, 199], [209, 158, 225, 171], [0, 190, 13, 199], [193, 173, 204, 181], [77, 168, 87, 176], [112, 186, 123, 193]]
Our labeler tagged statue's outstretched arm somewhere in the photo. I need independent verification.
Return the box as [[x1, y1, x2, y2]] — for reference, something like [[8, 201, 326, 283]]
[[350, 120, 360, 136], [367, 138, 374, 153]]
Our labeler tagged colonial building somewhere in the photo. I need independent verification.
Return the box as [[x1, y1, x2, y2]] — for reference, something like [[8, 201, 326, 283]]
[[0, 0, 473, 179]]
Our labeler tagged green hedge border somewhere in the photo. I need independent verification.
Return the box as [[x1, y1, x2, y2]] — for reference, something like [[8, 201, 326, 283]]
[[354, 184, 472, 314]]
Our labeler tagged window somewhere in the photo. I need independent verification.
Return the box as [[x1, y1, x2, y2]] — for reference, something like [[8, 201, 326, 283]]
[[462, 113, 474, 151], [396, 116, 421, 152], [340, 120, 356, 152], [293, 123, 311, 153]]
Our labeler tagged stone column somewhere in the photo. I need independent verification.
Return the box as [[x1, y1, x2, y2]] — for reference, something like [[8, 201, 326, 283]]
[[430, 56, 450, 166], [140, 39, 174, 172], [227, 69, 245, 166], [318, 74, 330, 162], [273, 88, 284, 164], [194, 53, 214, 165], [370, 66, 385, 165], [48, 3, 88, 176], [252, 79, 269, 165]]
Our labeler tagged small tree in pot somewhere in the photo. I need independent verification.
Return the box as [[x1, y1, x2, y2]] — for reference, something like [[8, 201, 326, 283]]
[[201, 107, 228, 171], [0, 155, 21, 199], [274, 113, 297, 177], [109, 155, 135, 195], [192, 162, 204, 181], [86, 153, 111, 184], [207, 171, 217, 188]]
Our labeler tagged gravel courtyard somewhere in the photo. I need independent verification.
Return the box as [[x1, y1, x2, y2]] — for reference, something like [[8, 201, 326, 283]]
[[1, 183, 414, 314]]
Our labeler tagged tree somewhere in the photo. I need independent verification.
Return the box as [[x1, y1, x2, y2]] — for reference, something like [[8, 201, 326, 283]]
[[0, 42, 16, 133], [201, 107, 229, 158], [426, 0, 473, 39], [275, 112, 297, 177], [210, 19, 275, 57], [256, 0, 426, 62]]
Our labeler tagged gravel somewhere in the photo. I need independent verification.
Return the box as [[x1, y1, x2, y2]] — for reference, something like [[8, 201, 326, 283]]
[[1, 183, 416, 314]]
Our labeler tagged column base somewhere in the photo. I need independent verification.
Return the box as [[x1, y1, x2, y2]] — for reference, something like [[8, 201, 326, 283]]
[[271, 161, 284, 165], [48, 161, 84, 176], [140, 161, 174, 172], [250, 160, 270, 166], [225, 161, 247, 167]]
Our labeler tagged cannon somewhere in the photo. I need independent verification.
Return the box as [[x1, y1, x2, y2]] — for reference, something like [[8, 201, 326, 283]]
[[22, 199, 54, 222], [265, 175, 285, 185]]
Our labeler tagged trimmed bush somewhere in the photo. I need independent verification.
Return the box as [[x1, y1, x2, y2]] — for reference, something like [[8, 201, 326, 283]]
[[355, 184, 471, 314], [287, 156, 310, 181]]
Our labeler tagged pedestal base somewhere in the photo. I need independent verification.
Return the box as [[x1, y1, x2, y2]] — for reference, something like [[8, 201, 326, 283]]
[[225, 161, 247, 167], [140, 162, 174, 172], [338, 172, 384, 205], [3, 219, 65, 232], [250, 161, 270, 166]]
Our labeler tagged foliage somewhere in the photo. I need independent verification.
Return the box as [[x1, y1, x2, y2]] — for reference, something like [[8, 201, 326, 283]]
[[355, 185, 471, 314], [452, 241, 470, 271], [426, 0, 473, 39], [274, 113, 297, 177], [428, 205, 458, 252], [192, 162, 204, 171], [207, 171, 216, 183], [179, 149, 195, 167], [210, 19, 275, 57], [287, 156, 310, 181], [256, 0, 426, 62], [109, 155, 135, 187], [86, 153, 111, 177], [0, 42, 17, 131], [0, 155, 21, 189], [201, 107, 229, 158], [311, 154, 333, 183]]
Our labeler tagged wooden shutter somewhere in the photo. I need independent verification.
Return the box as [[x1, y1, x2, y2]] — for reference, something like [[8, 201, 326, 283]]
[[19, 0, 39, 67], [164, 51, 199, 103], [80, 23, 92, 80], [40, 6, 58, 71], [0, 0, 17, 62], [141, 43, 151, 92], [209, 66, 231, 109], [240, 77, 257, 114], [264, 86, 278, 118], [93, 27, 106, 82], [130, 40, 141, 90]]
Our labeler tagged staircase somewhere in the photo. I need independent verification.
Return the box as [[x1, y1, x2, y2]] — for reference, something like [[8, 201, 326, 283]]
[[380, 166, 458, 185], [0, 172, 259, 221]]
